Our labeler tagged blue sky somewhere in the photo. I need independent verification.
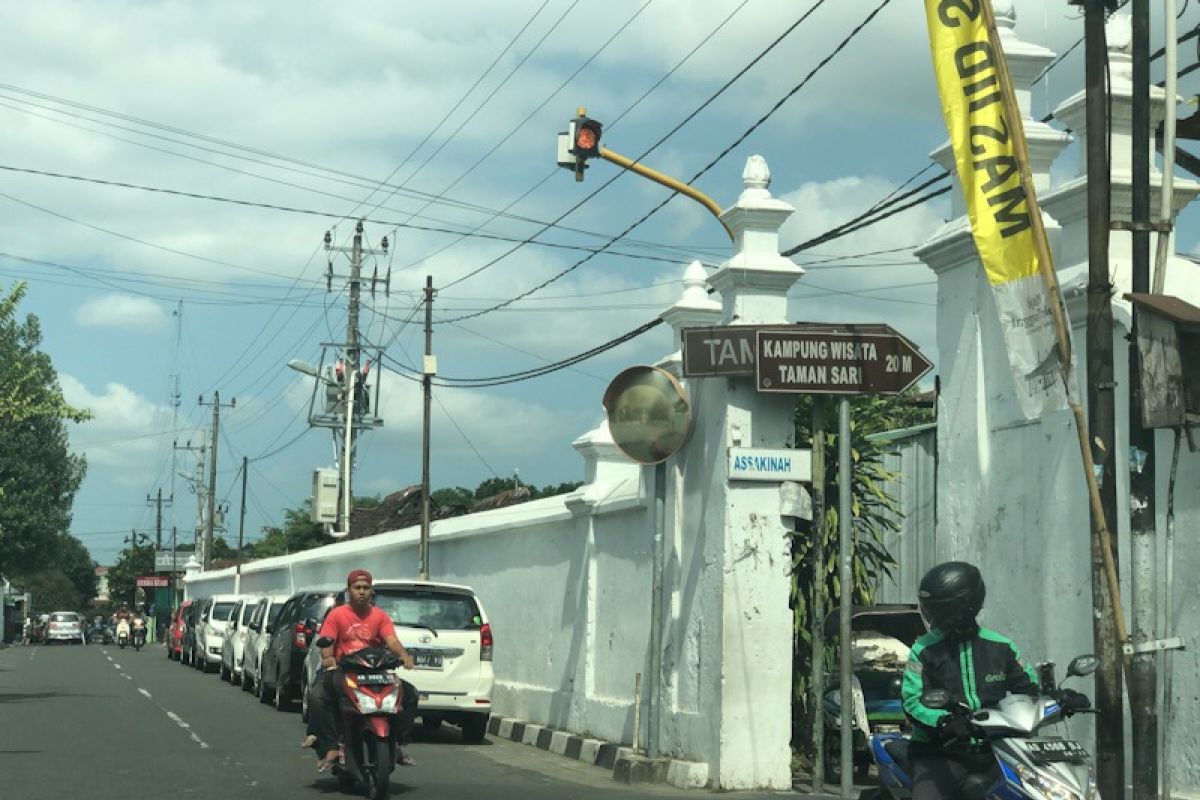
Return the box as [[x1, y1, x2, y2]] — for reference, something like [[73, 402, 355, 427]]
[[2, 1, 1196, 565]]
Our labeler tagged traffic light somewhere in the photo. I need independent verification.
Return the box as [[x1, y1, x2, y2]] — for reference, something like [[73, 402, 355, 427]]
[[558, 108, 603, 182]]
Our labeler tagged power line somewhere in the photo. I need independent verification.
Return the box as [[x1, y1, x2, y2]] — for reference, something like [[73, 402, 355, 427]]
[[437, 0, 889, 321]]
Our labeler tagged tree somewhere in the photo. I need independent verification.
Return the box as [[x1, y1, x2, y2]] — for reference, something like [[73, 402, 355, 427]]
[[105, 545, 157, 609], [789, 389, 935, 752], [250, 500, 336, 559], [0, 282, 90, 575]]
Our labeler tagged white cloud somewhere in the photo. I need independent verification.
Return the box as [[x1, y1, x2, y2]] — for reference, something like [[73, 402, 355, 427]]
[[74, 294, 168, 332], [60, 374, 184, 487]]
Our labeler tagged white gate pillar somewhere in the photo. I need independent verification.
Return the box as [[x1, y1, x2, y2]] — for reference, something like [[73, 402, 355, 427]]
[[668, 156, 803, 789]]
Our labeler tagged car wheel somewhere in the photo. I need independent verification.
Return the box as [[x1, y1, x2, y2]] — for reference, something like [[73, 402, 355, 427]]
[[220, 663, 230, 682], [241, 668, 253, 693], [257, 671, 273, 704], [274, 670, 291, 712], [461, 714, 488, 744]]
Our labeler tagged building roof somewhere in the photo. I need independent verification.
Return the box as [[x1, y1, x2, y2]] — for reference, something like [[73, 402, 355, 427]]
[[1124, 293, 1200, 329]]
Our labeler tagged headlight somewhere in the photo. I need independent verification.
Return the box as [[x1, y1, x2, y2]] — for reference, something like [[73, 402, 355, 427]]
[[1015, 764, 1081, 800]]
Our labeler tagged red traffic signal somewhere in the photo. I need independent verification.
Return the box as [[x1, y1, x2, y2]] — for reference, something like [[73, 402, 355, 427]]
[[573, 119, 601, 157]]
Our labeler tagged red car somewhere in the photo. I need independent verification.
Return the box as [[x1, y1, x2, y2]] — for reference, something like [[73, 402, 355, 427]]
[[167, 600, 193, 660]]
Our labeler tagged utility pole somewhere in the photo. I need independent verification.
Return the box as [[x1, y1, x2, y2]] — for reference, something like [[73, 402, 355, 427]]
[[236, 455, 248, 594], [174, 438, 207, 562], [198, 391, 235, 569], [420, 275, 436, 580], [319, 221, 389, 538], [1129, 2, 1159, 798], [1076, 1, 1125, 795], [146, 488, 173, 550]]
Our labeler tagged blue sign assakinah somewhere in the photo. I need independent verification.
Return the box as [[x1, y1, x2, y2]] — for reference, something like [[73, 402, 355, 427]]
[[728, 447, 812, 483]]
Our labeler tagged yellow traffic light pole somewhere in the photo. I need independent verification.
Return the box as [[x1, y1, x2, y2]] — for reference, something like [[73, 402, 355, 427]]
[[597, 147, 732, 241]]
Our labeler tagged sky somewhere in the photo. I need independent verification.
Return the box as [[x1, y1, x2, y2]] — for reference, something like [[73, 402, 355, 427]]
[[2, 0, 1197, 565]]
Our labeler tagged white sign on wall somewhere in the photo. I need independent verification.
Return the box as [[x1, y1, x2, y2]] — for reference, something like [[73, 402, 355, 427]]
[[728, 448, 812, 483]]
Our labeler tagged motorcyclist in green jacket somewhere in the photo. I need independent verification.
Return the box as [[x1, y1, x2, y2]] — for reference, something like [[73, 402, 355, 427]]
[[902, 561, 1038, 800]]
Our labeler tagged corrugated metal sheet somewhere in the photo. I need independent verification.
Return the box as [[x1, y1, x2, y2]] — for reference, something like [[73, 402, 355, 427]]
[[867, 424, 937, 604]]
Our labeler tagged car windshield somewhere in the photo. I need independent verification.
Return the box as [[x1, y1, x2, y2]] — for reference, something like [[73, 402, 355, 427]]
[[374, 590, 481, 630], [212, 602, 237, 621], [51, 613, 79, 623], [267, 604, 284, 625]]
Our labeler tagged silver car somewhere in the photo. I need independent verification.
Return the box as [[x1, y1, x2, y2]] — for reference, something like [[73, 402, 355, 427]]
[[240, 594, 290, 693], [45, 611, 86, 644]]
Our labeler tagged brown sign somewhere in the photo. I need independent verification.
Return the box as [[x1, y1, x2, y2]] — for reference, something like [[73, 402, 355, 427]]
[[682, 323, 894, 377], [755, 328, 932, 395]]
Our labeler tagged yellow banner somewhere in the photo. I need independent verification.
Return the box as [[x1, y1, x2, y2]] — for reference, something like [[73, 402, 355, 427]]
[[925, 0, 1037, 286], [925, 0, 1068, 418]]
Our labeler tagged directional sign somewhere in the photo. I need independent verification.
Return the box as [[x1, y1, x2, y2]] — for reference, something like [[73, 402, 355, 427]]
[[136, 576, 170, 588], [682, 323, 894, 377], [755, 327, 932, 395], [155, 550, 193, 572]]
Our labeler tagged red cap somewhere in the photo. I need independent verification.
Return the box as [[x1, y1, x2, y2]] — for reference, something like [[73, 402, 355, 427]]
[[347, 569, 373, 587]]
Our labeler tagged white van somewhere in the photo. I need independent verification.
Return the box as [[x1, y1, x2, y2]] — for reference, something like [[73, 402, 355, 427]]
[[303, 580, 494, 743]]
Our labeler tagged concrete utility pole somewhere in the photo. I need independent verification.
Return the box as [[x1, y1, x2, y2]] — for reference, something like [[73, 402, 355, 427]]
[[1128, 2, 1159, 798], [319, 220, 389, 538], [146, 488, 173, 550], [174, 438, 207, 562], [198, 391, 235, 569], [420, 275, 435, 580], [1076, 1, 1126, 795], [236, 455, 248, 594]]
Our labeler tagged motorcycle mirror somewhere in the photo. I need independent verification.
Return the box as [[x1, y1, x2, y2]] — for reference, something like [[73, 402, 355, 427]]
[[1066, 654, 1099, 678], [314, 636, 334, 649], [921, 689, 951, 709]]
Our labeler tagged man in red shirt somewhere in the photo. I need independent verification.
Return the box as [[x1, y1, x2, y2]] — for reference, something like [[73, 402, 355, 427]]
[[306, 569, 416, 771]]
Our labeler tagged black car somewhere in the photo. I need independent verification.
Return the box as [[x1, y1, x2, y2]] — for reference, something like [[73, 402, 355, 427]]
[[258, 589, 338, 712]]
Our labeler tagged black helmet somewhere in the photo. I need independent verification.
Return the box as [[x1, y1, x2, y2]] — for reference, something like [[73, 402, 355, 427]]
[[918, 561, 985, 637]]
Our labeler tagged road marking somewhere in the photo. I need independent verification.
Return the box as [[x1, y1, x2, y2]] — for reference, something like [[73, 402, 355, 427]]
[[138, 688, 152, 700], [122, 674, 132, 681], [113, 663, 121, 670]]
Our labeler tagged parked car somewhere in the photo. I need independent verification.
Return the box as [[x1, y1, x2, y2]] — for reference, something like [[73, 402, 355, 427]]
[[194, 594, 240, 673], [182, 597, 210, 667], [258, 589, 338, 711], [302, 580, 495, 743], [45, 611, 86, 645], [219, 597, 258, 684], [240, 594, 290, 694], [168, 600, 193, 660]]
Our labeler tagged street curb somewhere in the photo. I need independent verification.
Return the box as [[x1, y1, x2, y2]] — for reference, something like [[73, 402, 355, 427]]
[[485, 713, 709, 789]]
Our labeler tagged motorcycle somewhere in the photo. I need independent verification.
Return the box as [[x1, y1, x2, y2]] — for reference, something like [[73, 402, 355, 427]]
[[131, 617, 147, 651], [865, 654, 1099, 800], [116, 619, 131, 650], [313, 635, 406, 800]]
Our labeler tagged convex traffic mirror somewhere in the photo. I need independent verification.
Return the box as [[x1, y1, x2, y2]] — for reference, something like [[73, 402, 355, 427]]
[[602, 366, 693, 464]]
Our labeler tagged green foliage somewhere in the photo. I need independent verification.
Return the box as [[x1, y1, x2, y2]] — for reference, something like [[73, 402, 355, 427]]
[[789, 390, 934, 749], [249, 499, 335, 559], [19, 569, 83, 614], [0, 282, 89, 575], [431, 486, 473, 511], [106, 545, 157, 608]]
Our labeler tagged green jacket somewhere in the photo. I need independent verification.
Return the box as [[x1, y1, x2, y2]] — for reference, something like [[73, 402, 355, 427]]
[[901, 627, 1038, 742]]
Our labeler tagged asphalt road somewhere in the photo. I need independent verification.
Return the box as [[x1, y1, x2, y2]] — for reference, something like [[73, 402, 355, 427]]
[[0, 642, 802, 800]]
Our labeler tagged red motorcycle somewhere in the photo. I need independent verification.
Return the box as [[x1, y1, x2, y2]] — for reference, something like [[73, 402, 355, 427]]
[[314, 636, 405, 799]]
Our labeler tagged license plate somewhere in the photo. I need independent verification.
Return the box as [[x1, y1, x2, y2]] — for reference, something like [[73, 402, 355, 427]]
[[413, 653, 443, 669], [356, 673, 393, 685], [1026, 740, 1087, 763]]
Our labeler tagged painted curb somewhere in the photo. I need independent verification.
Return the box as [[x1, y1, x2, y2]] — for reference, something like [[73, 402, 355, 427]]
[[484, 713, 709, 789]]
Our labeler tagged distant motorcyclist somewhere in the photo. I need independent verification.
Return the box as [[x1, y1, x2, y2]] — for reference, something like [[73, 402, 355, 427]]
[[304, 569, 417, 772], [901, 561, 1038, 800]]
